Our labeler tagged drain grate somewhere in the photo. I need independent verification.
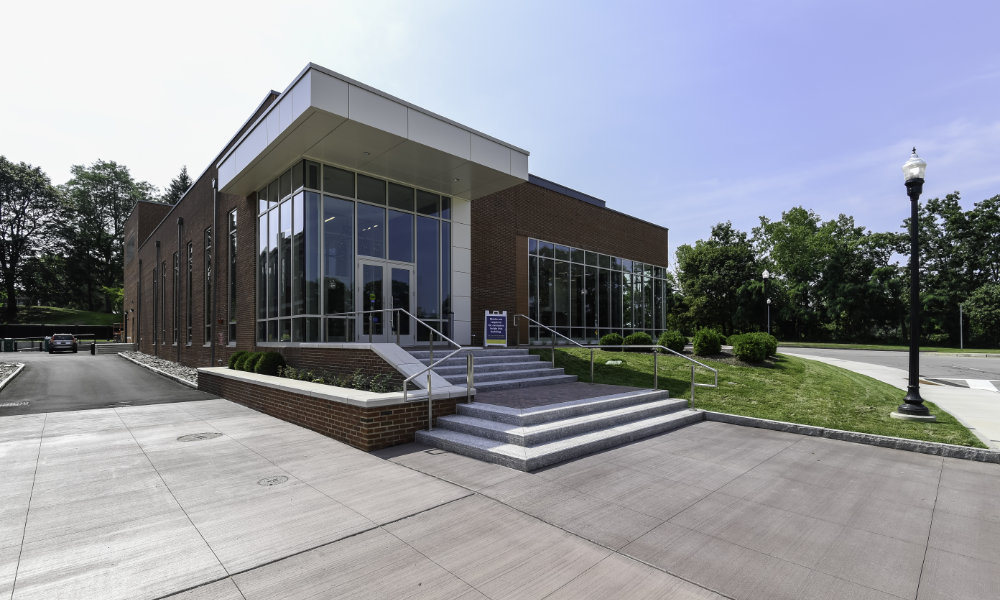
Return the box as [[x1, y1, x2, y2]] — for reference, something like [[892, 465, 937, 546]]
[[177, 432, 223, 442], [0, 401, 29, 408], [258, 475, 289, 487]]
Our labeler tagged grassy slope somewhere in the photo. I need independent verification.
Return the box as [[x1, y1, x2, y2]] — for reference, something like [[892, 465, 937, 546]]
[[534, 347, 986, 448], [13, 306, 117, 326]]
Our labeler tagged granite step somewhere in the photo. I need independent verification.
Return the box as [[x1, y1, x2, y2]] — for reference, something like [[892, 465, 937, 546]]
[[457, 389, 673, 426], [417, 409, 703, 471], [436, 398, 689, 446]]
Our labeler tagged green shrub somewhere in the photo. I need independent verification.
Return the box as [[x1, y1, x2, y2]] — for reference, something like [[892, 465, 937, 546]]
[[228, 351, 248, 370], [234, 351, 256, 371], [600, 332, 624, 348], [657, 330, 687, 353], [692, 328, 724, 356], [240, 352, 263, 372], [623, 331, 653, 351], [254, 351, 286, 376], [759, 332, 778, 357], [730, 333, 766, 362], [728, 332, 778, 362]]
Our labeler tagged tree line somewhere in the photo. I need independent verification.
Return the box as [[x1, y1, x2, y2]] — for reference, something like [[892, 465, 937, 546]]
[[0, 156, 192, 322], [670, 195, 1000, 348]]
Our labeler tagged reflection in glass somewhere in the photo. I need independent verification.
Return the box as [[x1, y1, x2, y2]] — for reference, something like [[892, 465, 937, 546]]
[[323, 196, 353, 316], [357, 204, 385, 258], [388, 210, 414, 262]]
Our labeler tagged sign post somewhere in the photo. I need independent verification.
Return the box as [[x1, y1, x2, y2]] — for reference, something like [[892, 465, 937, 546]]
[[484, 311, 507, 348]]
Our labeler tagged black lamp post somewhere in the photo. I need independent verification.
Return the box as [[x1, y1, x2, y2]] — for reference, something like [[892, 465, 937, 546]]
[[893, 148, 935, 421]]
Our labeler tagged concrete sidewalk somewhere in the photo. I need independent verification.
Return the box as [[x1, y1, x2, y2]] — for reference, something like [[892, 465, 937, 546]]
[[2, 398, 1000, 599], [784, 351, 1000, 449]]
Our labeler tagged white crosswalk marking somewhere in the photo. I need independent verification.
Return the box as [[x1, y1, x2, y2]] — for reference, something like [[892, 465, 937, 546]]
[[967, 379, 1000, 392]]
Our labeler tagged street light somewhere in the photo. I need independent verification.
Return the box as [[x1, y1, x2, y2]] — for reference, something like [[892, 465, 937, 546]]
[[763, 270, 771, 334], [893, 148, 935, 421]]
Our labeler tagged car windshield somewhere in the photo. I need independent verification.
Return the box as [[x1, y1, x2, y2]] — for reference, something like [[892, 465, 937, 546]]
[[53, 334, 73, 340]]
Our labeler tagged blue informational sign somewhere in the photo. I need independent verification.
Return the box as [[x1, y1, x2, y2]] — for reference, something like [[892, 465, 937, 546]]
[[484, 311, 507, 347]]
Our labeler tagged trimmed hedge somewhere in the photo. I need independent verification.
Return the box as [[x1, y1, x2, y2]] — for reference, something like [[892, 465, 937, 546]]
[[228, 351, 248, 370], [254, 351, 287, 376], [600, 332, 624, 348], [692, 328, 724, 356], [657, 330, 687, 353], [729, 332, 779, 362], [623, 331, 653, 351], [240, 352, 263, 372]]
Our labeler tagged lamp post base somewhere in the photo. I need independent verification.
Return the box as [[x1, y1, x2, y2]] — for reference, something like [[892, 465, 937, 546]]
[[890, 411, 937, 422]]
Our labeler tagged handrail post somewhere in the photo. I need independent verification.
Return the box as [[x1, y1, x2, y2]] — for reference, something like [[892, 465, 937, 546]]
[[590, 348, 594, 383], [690, 365, 696, 408], [368, 312, 372, 344], [515, 317, 520, 347], [466, 353, 473, 403], [395, 310, 400, 346], [654, 350, 658, 389], [427, 371, 433, 430], [551, 330, 556, 368]]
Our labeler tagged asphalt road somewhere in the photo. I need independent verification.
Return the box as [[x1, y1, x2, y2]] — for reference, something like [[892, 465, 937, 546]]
[[0, 350, 214, 415], [779, 346, 1000, 384]]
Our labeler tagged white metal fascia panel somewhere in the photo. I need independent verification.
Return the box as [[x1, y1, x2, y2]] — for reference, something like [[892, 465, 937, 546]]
[[511, 150, 529, 180], [452, 221, 471, 250], [348, 85, 407, 138], [452, 197, 472, 226], [407, 109, 471, 160], [310, 70, 349, 117], [471, 134, 512, 175]]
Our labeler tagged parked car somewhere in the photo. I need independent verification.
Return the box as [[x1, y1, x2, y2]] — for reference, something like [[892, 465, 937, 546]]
[[49, 333, 78, 354]]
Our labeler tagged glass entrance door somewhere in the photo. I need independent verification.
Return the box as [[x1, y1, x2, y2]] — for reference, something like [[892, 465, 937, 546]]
[[357, 261, 415, 345]]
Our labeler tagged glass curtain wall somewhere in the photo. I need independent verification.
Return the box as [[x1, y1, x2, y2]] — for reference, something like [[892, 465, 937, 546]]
[[527, 237, 668, 342], [256, 160, 452, 342]]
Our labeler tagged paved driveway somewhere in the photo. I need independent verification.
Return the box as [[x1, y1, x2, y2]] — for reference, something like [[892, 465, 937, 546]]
[[0, 351, 213, 415], [779, 347, 1000, 391], [2, 398, 998, 599]]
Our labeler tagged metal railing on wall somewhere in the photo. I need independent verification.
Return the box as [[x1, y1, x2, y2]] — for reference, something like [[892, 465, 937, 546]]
[[324, 308, 473, 430], [510, 316, 719, 408]]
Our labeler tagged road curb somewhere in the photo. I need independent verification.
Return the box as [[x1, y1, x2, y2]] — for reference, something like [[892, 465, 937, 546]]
[[116, 353, 198, 389], [0, 363, 25, 393], [702, 411, 1000, 464]]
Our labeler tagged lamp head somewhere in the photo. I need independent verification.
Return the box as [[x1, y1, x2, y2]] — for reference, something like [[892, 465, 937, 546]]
[[902, 148, 927, 182]]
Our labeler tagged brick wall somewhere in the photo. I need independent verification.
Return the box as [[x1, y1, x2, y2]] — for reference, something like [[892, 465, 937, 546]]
[[471, 181, 671, 343], [274, 347, 407, 389], [199, 370, 458, 451]]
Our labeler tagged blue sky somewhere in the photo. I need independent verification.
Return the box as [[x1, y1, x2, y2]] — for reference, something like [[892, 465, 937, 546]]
[[3, 0, 998, 261]]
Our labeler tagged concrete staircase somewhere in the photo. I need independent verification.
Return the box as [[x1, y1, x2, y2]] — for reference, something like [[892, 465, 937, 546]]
[[416, 389, 702, 471], [407, 347, 577, 392]]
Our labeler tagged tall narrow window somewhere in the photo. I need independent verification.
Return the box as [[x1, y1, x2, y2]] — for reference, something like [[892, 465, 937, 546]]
[[204, 228, 212, 343], [160, 261, 166, 343], [172, 253, 179, 343], [152, 268, 158, 345], [186, 243, 193, 344], [228, 210, 237, 343]]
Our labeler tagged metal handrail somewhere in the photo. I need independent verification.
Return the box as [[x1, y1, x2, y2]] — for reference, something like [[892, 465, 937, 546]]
[[587, 344, 718, 408], [513, 314, 594, 381], [324, 308, 473, 429]]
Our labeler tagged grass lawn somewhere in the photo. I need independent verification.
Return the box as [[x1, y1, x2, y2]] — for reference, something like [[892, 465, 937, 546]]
[[12, 306, 117, 326], [778, 340, 999, 354], [532, 347, 986, 449]]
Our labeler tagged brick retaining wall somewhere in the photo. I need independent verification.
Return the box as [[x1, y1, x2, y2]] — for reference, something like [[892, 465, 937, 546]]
[[199, 369, 458, 451]]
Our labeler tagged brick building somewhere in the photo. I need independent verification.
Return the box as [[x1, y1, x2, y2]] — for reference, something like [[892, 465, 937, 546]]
[[123, 63, 670, 370]]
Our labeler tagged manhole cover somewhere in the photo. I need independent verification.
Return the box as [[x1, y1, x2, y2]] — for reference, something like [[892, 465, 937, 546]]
[[177, 432, 223, 442], [0, 401, 29, 408], [257, 475, 289, 487]]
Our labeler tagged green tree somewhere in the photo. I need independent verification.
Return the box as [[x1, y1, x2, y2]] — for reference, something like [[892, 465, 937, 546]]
[[675, 222, 760, 335], [61, 160, 156, 312], [162, 165, 193, 205], [964, 283, 1000, 347], [0, 156, 62, 322]]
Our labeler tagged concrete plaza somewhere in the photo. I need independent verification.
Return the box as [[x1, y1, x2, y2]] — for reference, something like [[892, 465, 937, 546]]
[[2, 396, 999, 599]]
